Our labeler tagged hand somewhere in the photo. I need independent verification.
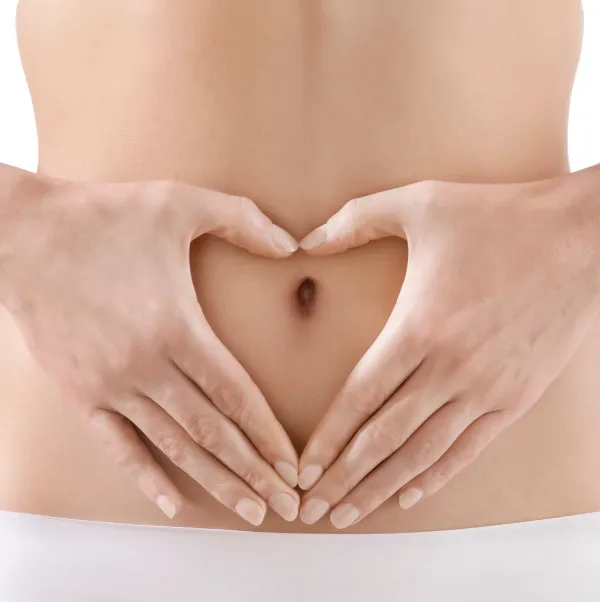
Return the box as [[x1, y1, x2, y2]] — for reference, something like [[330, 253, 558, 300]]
[[296, 176, 600, 529], [0, 166, 300, 525]]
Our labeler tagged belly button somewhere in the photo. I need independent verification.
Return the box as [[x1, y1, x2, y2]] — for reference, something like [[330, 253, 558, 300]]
[[295, 277, 318, 317]]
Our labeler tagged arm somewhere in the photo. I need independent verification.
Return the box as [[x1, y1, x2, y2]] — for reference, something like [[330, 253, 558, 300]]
[[0, 161, 300, 524]]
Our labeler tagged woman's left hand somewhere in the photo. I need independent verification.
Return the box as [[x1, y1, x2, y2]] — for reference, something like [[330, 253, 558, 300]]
[[296, 175, 600, 529]]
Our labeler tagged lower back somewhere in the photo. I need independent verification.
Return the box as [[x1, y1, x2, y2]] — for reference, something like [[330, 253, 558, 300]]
[[2, 0, 598, 533]]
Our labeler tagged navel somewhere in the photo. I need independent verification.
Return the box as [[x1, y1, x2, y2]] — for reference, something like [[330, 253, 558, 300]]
[[295, 277, 318, 317]]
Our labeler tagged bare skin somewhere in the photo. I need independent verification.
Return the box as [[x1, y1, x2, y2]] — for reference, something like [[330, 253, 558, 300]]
[[0, 167, 301, 525], [298, 172, 600, 528], [2, 0, 600, 534]]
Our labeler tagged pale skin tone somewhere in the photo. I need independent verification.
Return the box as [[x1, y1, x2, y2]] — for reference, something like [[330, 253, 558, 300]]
[[1, 161, 600, 528], [297, 169, 600, 528], [0, 165, 302, 526]]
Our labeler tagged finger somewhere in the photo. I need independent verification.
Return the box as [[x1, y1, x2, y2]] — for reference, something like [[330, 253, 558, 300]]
[[172, 312, 300, 489], [299, 364, 448, 522], [87, 408, 182, 519], [178, 184, 298, 257], [325, 400, 479, 529], [299, 180, 435, 255], [145, 368, 299, 521], [119, 396, 284, 526], [397, 410, 509, 510], [298, 319, 426, 491]]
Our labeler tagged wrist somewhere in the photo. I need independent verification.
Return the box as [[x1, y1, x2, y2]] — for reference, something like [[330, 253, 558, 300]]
[[552, 164, 600, 296], [555, 163, 600, 227], [0, 164, 58, 304]]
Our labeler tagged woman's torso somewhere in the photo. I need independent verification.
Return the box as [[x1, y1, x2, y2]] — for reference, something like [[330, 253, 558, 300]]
[[1, 0, 599, 533]]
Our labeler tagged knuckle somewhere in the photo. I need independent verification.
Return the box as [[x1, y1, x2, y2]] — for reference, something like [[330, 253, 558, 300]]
[[408, 180, 435, 205], [234, 195, 256, 213], [411, 437, 437, 468], [450, 400, 473, 425], [210, 380, 248, 422], [342, 197, 362, 220], [485, 408, 511, 433], [187, 413, 222, 453], [453, 351, 486, 385], [425, 463, 454, 493], [230, 195, 261, 229], [344, 386, 373, 420], [339, 198, 363, 240], [148, 179, 181, 203], [356, 421, 397, 458], [208, 480, 236, 506], [150, 382, 176, 407], [460, 441, 483, 465], [401, 324, 434, 356], [146, 313, 188, 359], [413, 179, 444, 203], [156, 433, 188, 466], [343, 374, 387, 419], [141, 180, 181, 223], [109, 441, 137, 471], [240, 467, 267, 493]]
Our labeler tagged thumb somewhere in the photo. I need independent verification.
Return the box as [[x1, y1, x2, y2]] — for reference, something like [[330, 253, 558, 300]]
[[299, 181, 430, 255], [182, 185, 298, 258]]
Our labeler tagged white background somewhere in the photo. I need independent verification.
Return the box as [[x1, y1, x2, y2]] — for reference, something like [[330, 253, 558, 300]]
[[0, 1, 598, 172]]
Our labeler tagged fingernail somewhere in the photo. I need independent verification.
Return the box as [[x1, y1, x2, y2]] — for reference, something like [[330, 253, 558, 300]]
[[399, 487, 423, 510], [272, 226, 298, 254], [330, 503, 360, 530], [156, 495, 178, 519], [269, 493, 299, 522], [300, 226, 327, 250], [275, 461, 299, 488], [299, 498, 330, 524], [298, 464, 323, 490], [235, 498, 266, 526]]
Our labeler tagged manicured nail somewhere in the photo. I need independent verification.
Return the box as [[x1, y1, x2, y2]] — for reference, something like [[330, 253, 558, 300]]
[[269, 493, 299, 522], [300, 226, 327, 250], [156, 495, 178, 519], [330, 503, 360, 530], [235, 498, 266, 526], [399, 488, 423, 510], [272, 226, 298, 254], [299, 498, 330, 524], [275, 461, 299, 488], [298, 464, 323, 490]]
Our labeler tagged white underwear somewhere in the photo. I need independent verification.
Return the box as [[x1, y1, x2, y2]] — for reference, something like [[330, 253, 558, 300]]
[[1, 508, 600, 602]]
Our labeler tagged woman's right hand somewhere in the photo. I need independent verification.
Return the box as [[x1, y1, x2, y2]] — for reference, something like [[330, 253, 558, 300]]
[[0, 166, 300, 525]]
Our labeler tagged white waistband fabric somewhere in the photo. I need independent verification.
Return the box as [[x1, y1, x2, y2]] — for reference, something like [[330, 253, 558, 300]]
[[1, 509, 600, 602]]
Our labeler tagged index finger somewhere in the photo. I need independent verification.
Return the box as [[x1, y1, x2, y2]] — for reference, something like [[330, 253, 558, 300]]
[[171, 306, 299, 488], [298, 319, 425, 490]]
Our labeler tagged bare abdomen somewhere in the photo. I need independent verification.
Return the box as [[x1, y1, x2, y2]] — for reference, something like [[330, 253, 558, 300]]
[[2, 0, 598, 533]]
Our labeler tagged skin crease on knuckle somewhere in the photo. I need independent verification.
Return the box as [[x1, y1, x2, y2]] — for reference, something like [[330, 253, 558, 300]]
[[351, 417, 401, 466], [155, 433, 189, 468], [186, 412, 224, 456]]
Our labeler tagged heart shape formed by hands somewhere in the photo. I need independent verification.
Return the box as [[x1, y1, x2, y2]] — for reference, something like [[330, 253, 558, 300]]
[[289, 175, 600, 529], [6, 166, 595, 530]]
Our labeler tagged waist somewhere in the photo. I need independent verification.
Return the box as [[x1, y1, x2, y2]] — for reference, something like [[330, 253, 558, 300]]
[[2, 165, 600, 532], [4, 121, 600, 528]]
